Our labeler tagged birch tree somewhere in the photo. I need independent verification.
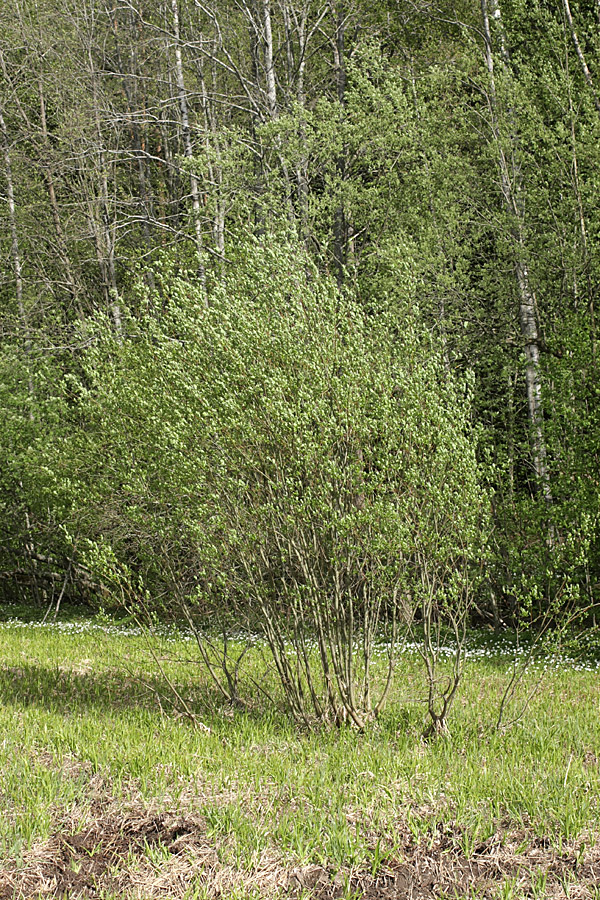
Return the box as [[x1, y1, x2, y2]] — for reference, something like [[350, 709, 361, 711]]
[[170, 0, 207, 292], [562, 0, 600, 115], [481, 0, 551, 502], [0, 106, 26, 341]]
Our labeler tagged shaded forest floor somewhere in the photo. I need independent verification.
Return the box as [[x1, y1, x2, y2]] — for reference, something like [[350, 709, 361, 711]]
[[0, 607, 599, 899]]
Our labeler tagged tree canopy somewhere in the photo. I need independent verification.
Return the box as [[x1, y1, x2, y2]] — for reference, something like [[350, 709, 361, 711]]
[[1, 0, 598, 640]]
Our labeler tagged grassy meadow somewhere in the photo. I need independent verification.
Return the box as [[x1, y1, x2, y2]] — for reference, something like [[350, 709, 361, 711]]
[[0, 605, 599, 899]]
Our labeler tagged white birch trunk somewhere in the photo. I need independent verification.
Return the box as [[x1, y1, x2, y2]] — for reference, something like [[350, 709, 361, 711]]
[[262, 0, 278, 118], [562, 0, 600, 115], [481, 0, 551, 502], [0, 103, 35, 410], [83, 30, 123, 337], [171, 0, 207, 297], [38, 81, 84, 311], [0, 106, 24, 324], [332, 3, 347, 282]]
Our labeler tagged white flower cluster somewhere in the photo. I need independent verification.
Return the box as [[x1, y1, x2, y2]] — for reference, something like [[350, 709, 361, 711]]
[[0, 618, 598, 671]]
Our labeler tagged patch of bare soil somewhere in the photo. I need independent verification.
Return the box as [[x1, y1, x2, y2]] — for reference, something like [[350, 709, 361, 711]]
[[288, 825, 600, 899], [0, 808, 195, 899], [0, 797, 285, 900], [2, 801, 600, 899]]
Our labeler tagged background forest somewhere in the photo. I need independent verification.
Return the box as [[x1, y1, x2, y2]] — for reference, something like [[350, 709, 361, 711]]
[[1, 0, 599, 699]]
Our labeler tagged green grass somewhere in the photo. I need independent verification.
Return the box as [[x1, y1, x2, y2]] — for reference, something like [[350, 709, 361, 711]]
[[0, 606, 599, 898]]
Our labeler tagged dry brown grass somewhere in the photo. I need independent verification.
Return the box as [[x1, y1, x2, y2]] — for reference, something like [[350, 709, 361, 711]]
[[2, 781, 600, 900]]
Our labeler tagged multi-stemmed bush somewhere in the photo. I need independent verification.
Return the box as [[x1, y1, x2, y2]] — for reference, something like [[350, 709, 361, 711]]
[[10, 237, 486, 731]]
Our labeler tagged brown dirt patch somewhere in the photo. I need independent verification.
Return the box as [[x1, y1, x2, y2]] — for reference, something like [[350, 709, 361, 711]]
[[0, 807, 204, 899], [2, 803, 600, 899], [288, 825, 600, 899], [0, 798, 286, 899]]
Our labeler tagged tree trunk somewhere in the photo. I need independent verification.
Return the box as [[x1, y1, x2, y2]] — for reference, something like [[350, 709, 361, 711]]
[[332, 2, 347, 284], [38, 80, 84, 313], [0, 102, 37, 410], [562, 0, 600, 115], [108, 6, 156, 291], [0, 105, 25, 330], [481, 0, 551, 502], [171, 0, 207, 296], [262, 0, 278, 118]]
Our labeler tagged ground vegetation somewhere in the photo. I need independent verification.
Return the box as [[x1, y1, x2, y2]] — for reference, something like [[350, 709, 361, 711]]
[[0, 0, 600, 864]]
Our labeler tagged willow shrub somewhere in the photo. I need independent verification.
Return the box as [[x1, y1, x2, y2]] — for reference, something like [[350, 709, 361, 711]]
[[80, 238, 486, 730]]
